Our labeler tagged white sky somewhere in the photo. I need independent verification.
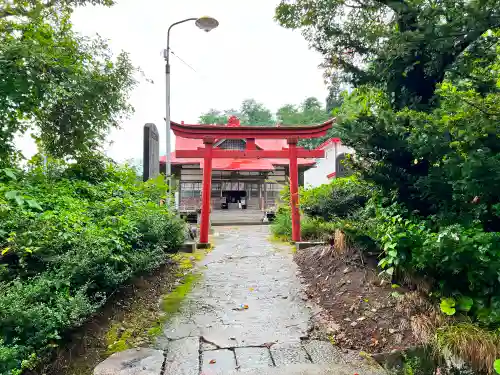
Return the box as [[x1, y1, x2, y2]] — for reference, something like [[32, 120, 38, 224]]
[[18, 0, 328, 162]]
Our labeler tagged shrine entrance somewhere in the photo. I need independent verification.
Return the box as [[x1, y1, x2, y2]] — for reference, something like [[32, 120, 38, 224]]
[[170, 116, 333, 244]]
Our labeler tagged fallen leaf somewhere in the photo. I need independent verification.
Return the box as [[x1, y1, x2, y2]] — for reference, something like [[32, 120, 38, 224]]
[[209, 359, 216, 364], [243, 304, 249, 309], [249, 287, 254, 291]]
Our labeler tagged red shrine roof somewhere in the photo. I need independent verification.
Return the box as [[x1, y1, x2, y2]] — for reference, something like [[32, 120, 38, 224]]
[[159, 117, 334, 171], [159, 137, 316, 171]]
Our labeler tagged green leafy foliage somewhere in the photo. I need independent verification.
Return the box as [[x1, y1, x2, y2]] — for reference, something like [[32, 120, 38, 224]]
[[0, 160, 185, 374], [0, 2, 166, 373], [275, 0, 500, 110], [276, 0, 500, 327], [494, 359, 500, 374], [457, 296, 474, 312], [271, 181, 364, 242], [440, 298, 457, 316], [301, 177, 374, 221], [275, 1, 500, 372], [271, 205, 339, 242], [198, 96, 338, 149], [0, 0, 135, 166]]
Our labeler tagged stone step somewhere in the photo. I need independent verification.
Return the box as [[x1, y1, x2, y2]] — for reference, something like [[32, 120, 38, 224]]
[[93, 341, 387, 375]]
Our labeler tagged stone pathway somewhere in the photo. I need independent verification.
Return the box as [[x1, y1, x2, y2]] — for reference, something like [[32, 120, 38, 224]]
[[94, 226, 386, 375]]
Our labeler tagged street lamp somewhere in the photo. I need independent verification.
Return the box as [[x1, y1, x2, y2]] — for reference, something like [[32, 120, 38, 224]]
[[164, 16, 219, 205]]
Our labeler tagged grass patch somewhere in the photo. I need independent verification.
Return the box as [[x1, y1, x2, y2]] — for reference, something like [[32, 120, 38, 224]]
[[267, 235, 296, 253], [434, 322, 499, 373], [105, 324, 133, 354], [161, 273, 201, 314]]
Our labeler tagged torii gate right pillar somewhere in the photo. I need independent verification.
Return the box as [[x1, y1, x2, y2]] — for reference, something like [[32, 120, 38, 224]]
[[288, 138, 301, 242]]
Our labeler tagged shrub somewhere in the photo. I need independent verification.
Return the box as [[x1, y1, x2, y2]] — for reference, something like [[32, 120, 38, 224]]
[[366, 198, 500, 326], [0, 160, 185, 374], [301, 177, 374, 221], [301, 217, 338, 241], [271, 205, 292, 241], [271, 205, 338, 242]]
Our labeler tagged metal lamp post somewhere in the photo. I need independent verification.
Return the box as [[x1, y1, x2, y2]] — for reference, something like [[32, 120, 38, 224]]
[[164, 16, 219, 204]]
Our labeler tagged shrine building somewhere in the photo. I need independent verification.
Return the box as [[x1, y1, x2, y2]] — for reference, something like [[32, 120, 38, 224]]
[[160, 117, 329, 212]]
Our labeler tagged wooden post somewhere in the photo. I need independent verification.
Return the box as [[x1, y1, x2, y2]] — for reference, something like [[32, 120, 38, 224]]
[[288, 139, 301, 242], [259, 181, 263, 210], [263, 178, 268, 211], [199, 139, 214, 244]]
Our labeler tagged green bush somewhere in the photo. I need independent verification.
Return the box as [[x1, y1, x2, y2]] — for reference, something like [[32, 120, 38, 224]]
[[271, 205, 338, 242], [301, 177, 374, 221], [301, 217, 338, 241], [271, 205, 292, 241], [271, 178, 374, 242], [366, 198, 500, 326], [0, 160, 185, 374]]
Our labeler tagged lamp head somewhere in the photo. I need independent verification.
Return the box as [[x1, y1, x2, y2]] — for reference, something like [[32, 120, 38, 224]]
[[195, 16, 219, 32]]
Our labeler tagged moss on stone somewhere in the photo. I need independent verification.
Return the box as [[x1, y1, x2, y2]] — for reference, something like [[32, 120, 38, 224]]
[[105, 324, 133, 355], [161, 273, 201, 314], [103, 248, 210, 356], [172, 248, 208, 270]]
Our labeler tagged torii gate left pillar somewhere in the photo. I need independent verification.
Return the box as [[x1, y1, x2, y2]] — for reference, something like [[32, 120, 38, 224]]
[[170, 118, 334, 245], [200, 138, 214, 244]]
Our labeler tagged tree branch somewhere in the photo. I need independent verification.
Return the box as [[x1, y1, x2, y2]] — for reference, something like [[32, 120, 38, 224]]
[[462, 98, 500, 118], [0, 0, 113, 19], [373, 0, 410, 13], [0, 0, 57, 19]]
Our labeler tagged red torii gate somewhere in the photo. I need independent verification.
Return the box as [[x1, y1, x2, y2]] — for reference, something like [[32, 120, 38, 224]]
[[170, 117, 333, 244]]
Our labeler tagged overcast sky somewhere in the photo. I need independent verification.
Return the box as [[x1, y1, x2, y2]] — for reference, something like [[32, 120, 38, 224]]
[[18, 0, 328, 162]]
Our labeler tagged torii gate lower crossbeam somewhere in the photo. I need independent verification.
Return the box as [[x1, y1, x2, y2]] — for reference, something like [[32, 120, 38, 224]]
[[169, 118, 333, 244]]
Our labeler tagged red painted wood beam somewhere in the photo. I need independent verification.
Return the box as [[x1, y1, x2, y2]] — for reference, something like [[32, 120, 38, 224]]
[[170, 119, 334, 140], [175, 149, 325, 159], [246, 138, 257, 150]]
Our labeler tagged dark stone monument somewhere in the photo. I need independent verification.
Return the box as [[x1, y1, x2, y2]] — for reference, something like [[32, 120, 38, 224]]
[[143, 123, 160, 182]]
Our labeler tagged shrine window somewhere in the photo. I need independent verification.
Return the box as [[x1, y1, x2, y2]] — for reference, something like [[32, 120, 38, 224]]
[[216, 139, 246, 150]]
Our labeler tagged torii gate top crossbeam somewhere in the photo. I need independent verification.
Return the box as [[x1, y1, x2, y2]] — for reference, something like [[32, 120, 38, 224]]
[[170, 119, 334, 140]]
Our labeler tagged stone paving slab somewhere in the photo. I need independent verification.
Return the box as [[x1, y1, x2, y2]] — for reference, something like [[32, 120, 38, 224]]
[[163, 337, 199, 375], [161, 226, 310, 352], [234, 347, 273, 369], [201, 349, 237, 374], [270, 342, 311, 366], [93, 348, 163, 375], [226, 363, 373, 375], [303, 340, 348, 365], [93, 227, 387, 375]]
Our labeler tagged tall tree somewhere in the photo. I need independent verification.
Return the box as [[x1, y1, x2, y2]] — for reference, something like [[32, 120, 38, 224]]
[[326, 77, 345, 113], [0, 0, 114, 19], [276, 104, 299, 124], [199, 108, 241, 124], [239, 99, 274, 125], [199, 109, 228, 124], [275, 0, 500, 110], [0, 0, 135, 166], [276, 97, 334, 149], [276, 0, 500, 220]]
